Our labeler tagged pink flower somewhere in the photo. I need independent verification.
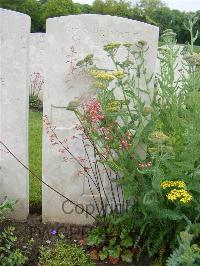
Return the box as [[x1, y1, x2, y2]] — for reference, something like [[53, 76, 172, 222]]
[[75, 124, 83, 131], [101, 127, 111, 140], [58, 148, 66, 154], [85, 99, 104, 123], [101, 127, 109, 135], [120, 139, 130, 149], [77, 156, 85, 163]]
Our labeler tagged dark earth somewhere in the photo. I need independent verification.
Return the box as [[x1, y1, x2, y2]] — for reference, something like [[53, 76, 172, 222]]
[[2, 212, 150, 266]]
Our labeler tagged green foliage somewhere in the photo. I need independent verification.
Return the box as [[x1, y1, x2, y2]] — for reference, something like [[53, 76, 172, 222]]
[[87, 215, 136, 263], [136, 0, 166, 23], [20, 0, 43, 32], [0, 227, 33, 266], [92, 0, 132, 17], [74, 3, 93, 14], [0, 198, 14, 223], [69, 14, 200, 263], [0, 0, 23, 10], [153, 7, 189, 43], [166, 229, 200, 266], [0, 199, 33, 265], [29, 95, 43, 111], [40, 0, 80, 29], [38, 239, 95, 266], [137, 0, 166, 10]]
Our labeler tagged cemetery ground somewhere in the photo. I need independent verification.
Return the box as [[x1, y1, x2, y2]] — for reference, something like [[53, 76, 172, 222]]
[[1, 114, 116, 265], [6, 52, 200, 266], [1, 9, 200, 266], [2, 215, 149, 266]]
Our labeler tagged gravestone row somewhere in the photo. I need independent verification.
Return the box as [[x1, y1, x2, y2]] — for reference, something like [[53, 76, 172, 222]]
[[0, 9, 159, 224]]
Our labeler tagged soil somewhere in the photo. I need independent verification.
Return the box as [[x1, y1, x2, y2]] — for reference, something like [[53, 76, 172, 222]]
[[2, 214, 150, 266]]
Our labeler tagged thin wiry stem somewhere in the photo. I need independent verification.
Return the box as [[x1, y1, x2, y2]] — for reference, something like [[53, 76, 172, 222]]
[[45, 119, 100, 191], [81, 136, 107, 217], [0, 141, 97, 220]]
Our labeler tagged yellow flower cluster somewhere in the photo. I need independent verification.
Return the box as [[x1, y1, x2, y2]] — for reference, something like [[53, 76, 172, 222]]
[[123, 42, 132, 48], [94, 81, 105, 89], [90, 69, 125, 82], [160, 180, 192, 204], [160, 180, 186, 189], [104, 42, 121, 51], [113, 70, 125, 79], [148, 147, 158, 153], [106, 100, 120, 112], [90, 70, 115, 81], [166, 189, 192, 203]]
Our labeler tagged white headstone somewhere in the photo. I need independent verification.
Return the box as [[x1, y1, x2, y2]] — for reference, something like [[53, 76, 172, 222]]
[[29, 33, 45, 101], [43, 14, 159, 225], [0, 9, 30, 220]]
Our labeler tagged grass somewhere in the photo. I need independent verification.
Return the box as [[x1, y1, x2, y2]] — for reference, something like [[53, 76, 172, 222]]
[[29, 111, 42, 207]]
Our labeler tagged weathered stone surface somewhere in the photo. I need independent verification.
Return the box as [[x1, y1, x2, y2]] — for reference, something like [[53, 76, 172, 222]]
[[0, 9, 30, 220], [43, 14, 159, 225], [29, 33, 45, 101]]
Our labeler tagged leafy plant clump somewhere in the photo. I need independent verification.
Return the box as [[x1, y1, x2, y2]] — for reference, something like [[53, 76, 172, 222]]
[[65, 14, 200, 264], [0, 199, 33, 266], [166, 228, 200, 266], [29, 72, 43, 111], [29, 95, 43, 111], [38, 239, 95, 266], [0, 227, 33, 266], [87, 215, 137, 264], [0, 198, 14, 223]]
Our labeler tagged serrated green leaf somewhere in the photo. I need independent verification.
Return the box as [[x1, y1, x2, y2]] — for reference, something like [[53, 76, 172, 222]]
[[99, 249, 108, 260], [120, 237, 133, 248], [109, 237, 117, 246], [108, 245, 121, 257], [121, 250, 133, 263]]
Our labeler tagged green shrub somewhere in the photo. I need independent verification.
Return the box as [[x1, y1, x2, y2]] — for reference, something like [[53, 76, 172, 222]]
[[0, 227, 33, 266], [0, 199, 33, 265], [65, 14, 200, 263], [29, 95, 43, 111], [87, 214, 136, 263], [0, 198, 14, 223], [38, 239, 95, 266], [166, 228, 200, 266]]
